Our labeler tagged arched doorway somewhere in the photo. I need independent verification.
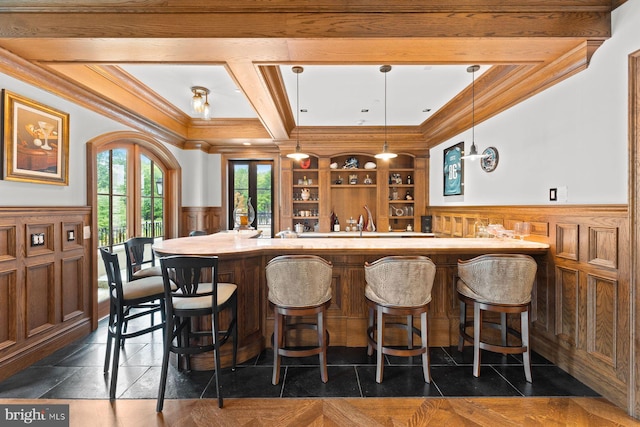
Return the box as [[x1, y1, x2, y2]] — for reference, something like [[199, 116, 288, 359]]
[[86, 131, 181, 325]]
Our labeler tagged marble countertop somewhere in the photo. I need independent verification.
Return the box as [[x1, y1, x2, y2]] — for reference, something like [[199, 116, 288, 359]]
[[154, 233, 550, 256], [297, 231, 435, 238]]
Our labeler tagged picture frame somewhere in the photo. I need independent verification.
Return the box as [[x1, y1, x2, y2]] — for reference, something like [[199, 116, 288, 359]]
[[2, 90, 69, 185], [443, 141, 464, 196]]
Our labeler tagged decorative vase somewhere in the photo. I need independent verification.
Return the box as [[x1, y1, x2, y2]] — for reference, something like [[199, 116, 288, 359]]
[[364, 204, 376, 232], [233, 195, 256, 229], [301, 188, 311, 200]]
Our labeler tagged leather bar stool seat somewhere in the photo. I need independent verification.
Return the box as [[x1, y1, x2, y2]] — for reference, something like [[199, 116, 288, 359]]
[[364, 255, 437, 383], [457, 253, 538, 382]]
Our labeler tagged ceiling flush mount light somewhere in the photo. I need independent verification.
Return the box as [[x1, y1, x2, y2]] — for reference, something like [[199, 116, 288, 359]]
[[287, 66, 310, 161], [190, 86, 211, 120], [375, 65, 397, 160], [460, 65, 488, 161]]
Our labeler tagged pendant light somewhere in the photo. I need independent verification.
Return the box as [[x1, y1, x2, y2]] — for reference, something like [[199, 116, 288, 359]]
[[460, 65, 488, 161], [286, 66, 310, 161], [375, 65, 397, 160], [190, 86, 211, 120]]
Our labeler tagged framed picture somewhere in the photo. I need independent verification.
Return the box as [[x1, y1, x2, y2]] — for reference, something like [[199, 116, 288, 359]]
[[2, 90, 69, 185], [443, 141, 464, 196]]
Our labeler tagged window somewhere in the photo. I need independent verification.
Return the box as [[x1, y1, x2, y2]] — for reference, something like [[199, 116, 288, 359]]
[[228, 160, 273, 237]]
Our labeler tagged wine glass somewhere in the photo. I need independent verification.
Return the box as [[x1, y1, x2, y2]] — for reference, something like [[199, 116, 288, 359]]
[[514, 222, 531, 240], [37, 121, 55, 151]]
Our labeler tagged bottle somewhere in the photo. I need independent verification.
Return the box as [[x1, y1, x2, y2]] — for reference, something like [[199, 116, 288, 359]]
[[333, 215, 340, 232], [407, 175, 412, 185]]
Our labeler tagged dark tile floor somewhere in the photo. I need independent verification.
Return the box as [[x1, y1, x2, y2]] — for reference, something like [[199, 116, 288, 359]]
[[0, 315, 600, 401]]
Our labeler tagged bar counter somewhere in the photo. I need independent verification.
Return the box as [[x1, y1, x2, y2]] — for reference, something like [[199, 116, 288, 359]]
[[153, 233, 549, 370]]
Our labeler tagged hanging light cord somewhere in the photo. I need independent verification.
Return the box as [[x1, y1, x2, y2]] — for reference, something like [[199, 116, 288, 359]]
[[296, 68, 300, 149], [471, 67, 475, 146], [384, 68, 388, 147]]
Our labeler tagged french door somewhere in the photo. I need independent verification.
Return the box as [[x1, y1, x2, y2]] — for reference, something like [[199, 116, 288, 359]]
[[228, 160, 273, 237], [97, 144, 165, 250]]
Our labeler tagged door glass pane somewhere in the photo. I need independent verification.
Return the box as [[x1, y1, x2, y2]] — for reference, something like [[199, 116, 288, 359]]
[[97, 151, 110, 194], [112, 148, 127, 195], [233, 164, 249, 207], [97, 148, 127, 249], [154, 198, 164, 238], [97, 194, 110, 247], [112, 195, 127, 246], [256, 164, 272, 237], [153, 164, 164, 238], [141, 154, 151, 197]]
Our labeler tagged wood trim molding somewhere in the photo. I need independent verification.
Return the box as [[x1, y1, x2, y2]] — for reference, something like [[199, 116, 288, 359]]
[[629, 48, 640, 419], [0, 47, 185, 147]]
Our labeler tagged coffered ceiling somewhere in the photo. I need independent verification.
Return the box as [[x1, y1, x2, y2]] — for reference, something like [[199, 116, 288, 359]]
[[0, 1, 616, 154]]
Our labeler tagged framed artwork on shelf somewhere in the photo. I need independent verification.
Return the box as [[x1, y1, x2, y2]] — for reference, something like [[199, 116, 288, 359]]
[[2, 90, 69, 185], [443, 141, 464, 196]]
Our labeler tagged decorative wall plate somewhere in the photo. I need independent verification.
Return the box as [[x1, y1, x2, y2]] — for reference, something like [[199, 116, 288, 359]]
[[480, 146, 499, 172]]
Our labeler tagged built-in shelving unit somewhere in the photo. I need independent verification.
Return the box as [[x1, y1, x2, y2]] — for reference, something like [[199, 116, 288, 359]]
[[282, 152, 427, 233]]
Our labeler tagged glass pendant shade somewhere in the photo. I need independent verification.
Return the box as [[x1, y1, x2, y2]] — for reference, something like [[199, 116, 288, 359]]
[[287, 143, 309, 160], [375, 142, 397, 159], [190, 86, 211, 119]]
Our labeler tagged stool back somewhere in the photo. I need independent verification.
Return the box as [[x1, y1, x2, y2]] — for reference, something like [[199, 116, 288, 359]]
[[365, 256, 436, 306], [457, 254, 537, 304], [124, 237, 158, 282], [266, 255, 332, 307]]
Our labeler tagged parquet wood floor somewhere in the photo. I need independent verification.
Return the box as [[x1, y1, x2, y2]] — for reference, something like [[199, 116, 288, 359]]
[[2, 397, 638, 426]]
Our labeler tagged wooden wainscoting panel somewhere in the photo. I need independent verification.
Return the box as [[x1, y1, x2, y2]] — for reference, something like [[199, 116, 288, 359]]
[[25, 261, 55, 338], [0, 270, 17, 351], [452, 215, 463, 237], [61, 255, 84, 322], [555, 266, 579, 346], [62, 222, 83, 252], [532, 256, 552, 334], [587, 274, 617, 367], [588, 226, 618, 270], [531, 221, 549, 237], [441, 215, 452, 236], [463, 216, 477, 237], [181, 206, 223, 236], [557, 223, 579, 261], [0, 225, 16, 261]]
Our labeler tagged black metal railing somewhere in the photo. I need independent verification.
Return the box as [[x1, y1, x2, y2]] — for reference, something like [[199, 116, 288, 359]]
[[98, 220, 163, 247]]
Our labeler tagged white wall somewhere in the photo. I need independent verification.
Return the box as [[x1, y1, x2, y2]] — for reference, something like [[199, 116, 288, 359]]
[[429, 0, 639, 206], [0, 73, 130, 206], [179, 149, 222, 207]]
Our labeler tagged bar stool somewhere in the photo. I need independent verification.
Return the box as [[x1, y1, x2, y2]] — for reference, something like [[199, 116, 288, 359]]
[[364, 255, 436, 383], [265, 255, 333, 385], [99, 248, 165, 400], [156, 255, 238, 411], [457, 254, 538, 382]]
